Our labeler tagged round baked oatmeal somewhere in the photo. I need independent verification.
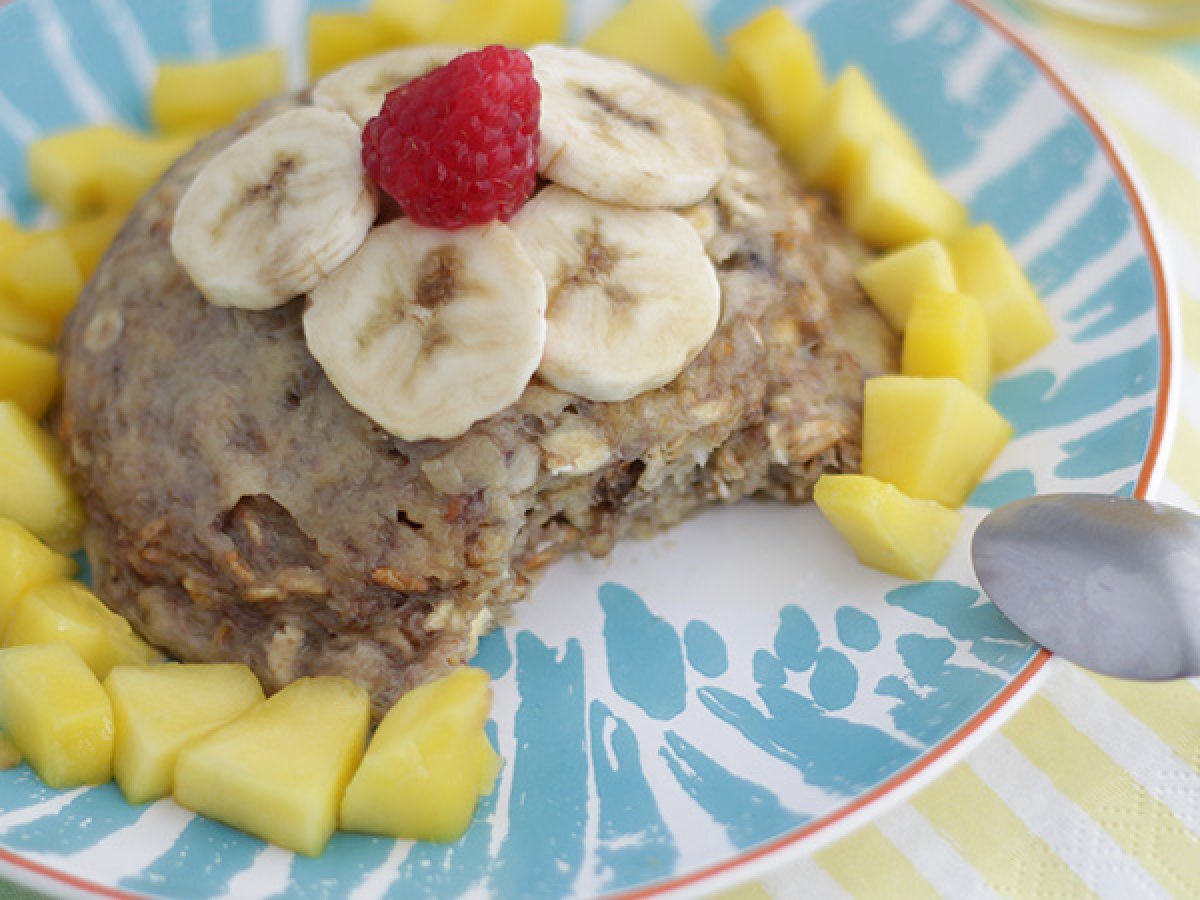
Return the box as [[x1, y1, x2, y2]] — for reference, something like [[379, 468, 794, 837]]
[[58, 48, 897, 715]]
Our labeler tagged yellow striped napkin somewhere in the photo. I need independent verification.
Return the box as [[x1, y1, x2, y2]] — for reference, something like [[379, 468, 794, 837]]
[[717, 7, 1200, 898]]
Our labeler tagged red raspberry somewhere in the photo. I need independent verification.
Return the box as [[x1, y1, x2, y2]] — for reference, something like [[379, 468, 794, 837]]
[[361, 46, 540, 230]]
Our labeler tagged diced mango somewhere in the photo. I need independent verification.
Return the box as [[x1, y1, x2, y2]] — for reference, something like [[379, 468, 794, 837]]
[[862, 376, 1012, 508], [0, 232, 83, 327], [151, 50, 286, 134], [854, 239, 956, 332], [814, 474, 960, 580], [803, 67, 924, 192], [0, 518, 75, 632], [434, 0, 566, 46], [0, 642, 113, 788], [341, 667, 493, 843], [902, 289, 990, 396], [55, 211, 125, 280], [29, 126, 194, 219], [105, 663, 264, 804], [582, 0, 724, 89], [0, 732, 20, 769], [725, 8, 824, 164], [844, 142, 968, 249], [0, 294, 56, 347], [369, 0, 447, 43], [947, 224, 1054, 372], [0, 401, 85, 551], [175, 676, 369, 857], [308, 12, 389, 78], [5, 580, 158, 679], [0, 335, 58, 420]]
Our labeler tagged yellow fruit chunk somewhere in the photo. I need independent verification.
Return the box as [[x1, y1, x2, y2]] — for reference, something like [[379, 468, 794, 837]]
[[815, 474, 960, 580], [0, 642, 113, 788], [175, 676, 369, 856], [0, 233, 83, 327], [5, 580, 158, 679], [803, 67, 924, 192], [151, 50, 286, 134], [0, 334, 58, 420], [308, 13, 389, 77], [854, 239, 956, 332], [844, 143, 967, 249], [0, 401, 85, 551], [0, 732, 21, 769], [902, 289, 990, 396], [341, 667, 494, 843], [55, 211, 125, 280], [582, 0, 724, 89], [725, 8, 824, 164], [862, 376, 1012, 508], [434, 0, 566, 46], [369, 0, 447, 43], [0, 518, 74, 632], [948, 225, 1055, 373], [106, 663, 264, 804], [0, 294, 56, 347]]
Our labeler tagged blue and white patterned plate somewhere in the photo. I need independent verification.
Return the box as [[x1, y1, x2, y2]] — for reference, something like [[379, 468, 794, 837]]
[[0, 0, 1177, 897]]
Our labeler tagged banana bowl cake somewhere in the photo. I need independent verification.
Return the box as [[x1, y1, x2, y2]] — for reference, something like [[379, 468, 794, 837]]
[[58, 45, 897, 714]]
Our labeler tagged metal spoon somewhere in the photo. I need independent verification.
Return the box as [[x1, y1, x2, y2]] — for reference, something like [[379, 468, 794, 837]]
[[971, 493, 1200, 680]]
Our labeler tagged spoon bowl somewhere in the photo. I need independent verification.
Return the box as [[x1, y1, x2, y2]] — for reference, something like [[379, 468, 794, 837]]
[[972, 494, 1200, 680]]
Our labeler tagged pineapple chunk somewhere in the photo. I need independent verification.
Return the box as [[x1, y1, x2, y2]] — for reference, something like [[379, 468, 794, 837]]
[[0, 642, 113, 788], [582, 0, 724, 89], [29, 126, 194, 218], [725, 8, 824, 164], [815, 474, 960, 580], [902, 289, 990, 396], [55, 211, 125, 280], [862, 376, 1011, 508], [369, 0, 447, 43], [854, 239, 956, 332], [0, 732, 20, 769], [434, 0, 566, 46], [341, 667, 494, 843], [0, 294, 56, 347], [106, 663, 264, 804], [174, 676, 369, 856], [151, 50, 286, 134], [5, 580, 158, 679], [0, 334, 58, 420], [803, 67, 924, 192], [0, 518, 75, 631], [844, 142, 968, 249], [0, 401, 85, 552], [948, 225, 1055, 373], [308, 13, 389, 78], [0, 232, 83, 327]]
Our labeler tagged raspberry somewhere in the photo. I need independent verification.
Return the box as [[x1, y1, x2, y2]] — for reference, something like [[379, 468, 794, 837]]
[[361, 46, 541, 230]]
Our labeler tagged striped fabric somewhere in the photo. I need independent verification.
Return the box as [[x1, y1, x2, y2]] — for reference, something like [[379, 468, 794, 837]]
[[719, 7, 1200, 898]]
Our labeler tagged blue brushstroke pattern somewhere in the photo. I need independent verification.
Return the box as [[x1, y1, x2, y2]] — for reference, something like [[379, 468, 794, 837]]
[[753, 650, 787, 688], [1068, 260, 1155, 342], [119, 815, 263, 897], [810, 649, 858, 711], [471, 628, 512, 679], [835, 607, 881, 652], [1056, 407, 1155, 479], [887, 581, 1033, 673], [277, 833, 393, 900], [599, 582, 686, 721], [774, 605, 819, 672], [660, 731, 805, 849], [0, 765, 61, 818], [1025, 181, 1132, 295], [968, 469, 1037, 509], [684, 620, 728, 677], [590, 701, 677, 890], [2, 782, 146, 854]]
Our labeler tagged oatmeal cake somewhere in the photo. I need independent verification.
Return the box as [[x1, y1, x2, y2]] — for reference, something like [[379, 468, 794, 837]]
[[58, 53, 897, 714]]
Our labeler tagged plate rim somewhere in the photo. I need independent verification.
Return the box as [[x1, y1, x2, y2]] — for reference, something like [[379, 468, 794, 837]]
[[0, 0, 1179, 897]]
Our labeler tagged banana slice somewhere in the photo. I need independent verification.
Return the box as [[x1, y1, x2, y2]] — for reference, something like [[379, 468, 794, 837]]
[[171, 107, 377, 311], [312, 45, 469, 127], [530, 45, 728, 209], [510, 185, 721, 402], [303, 219, 547, 442]]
